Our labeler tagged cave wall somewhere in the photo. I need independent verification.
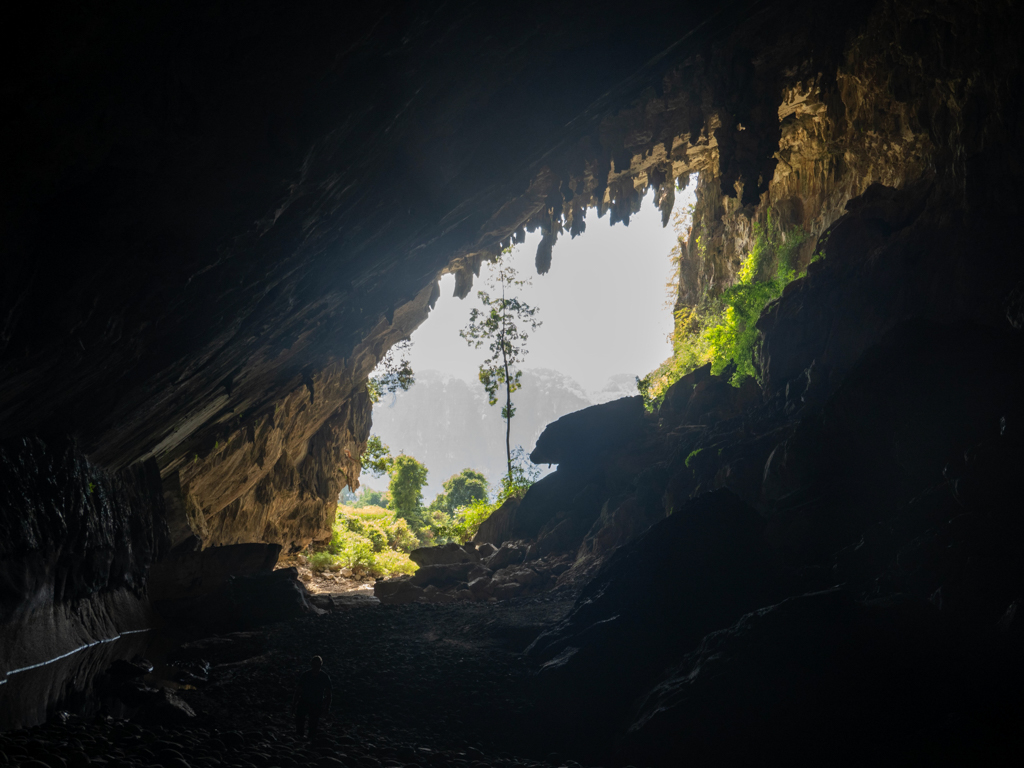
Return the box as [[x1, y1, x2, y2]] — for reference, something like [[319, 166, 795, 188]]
[[0, 437, 164, 680], [2, 0, 1021, 668], [675, 0, 1024, 398]]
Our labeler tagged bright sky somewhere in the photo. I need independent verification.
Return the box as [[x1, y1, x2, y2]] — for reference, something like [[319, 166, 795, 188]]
[[399, 187, 693, 392]]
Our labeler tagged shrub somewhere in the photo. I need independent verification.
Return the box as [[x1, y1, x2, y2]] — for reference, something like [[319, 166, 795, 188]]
[[435, 499, 500, 545], [305, 504, 419, 579], [307, 551, 338, 573], [386, 517, 419, 552], [432, 450, 540, 545], [363, 522, 388, 553]]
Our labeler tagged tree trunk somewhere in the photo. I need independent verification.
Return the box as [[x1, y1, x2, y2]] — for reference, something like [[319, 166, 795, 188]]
[[501, 271, 512, 479], [503, 349, 512, 478]]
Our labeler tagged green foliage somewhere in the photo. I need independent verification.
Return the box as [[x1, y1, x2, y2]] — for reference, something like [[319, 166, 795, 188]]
[[461, 249, 542, 476], [639, 214, 812, 409], [307, 504, 418, 578], [705, 218, 806, 385], [429, 468, 490, 516], [388, 454, 429, 526], [430, 450, 544, 548], [432, 499, 497, 545], [307, 551, 339, 573], [361, 435, 394, 478], [351, 485, 388, 508], [496, 446, 541, 505], [431, 450, 540, 545], [367, 339, 415, 405], [685, 448, 703, 468], [386, 516, 419, 551]]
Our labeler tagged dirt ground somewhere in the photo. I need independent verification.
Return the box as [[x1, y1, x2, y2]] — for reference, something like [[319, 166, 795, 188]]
[[180, 592, 576, 754], [0, 592, 585, 768]]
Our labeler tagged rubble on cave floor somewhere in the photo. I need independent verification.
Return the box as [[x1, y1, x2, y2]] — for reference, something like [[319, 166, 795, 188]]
[[374, 541, 574, 606], [0, 594, 581, 768], [272, 555, 383, 612]]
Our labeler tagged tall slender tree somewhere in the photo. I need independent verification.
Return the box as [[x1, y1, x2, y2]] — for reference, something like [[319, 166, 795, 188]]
[[460, 249, 541, 477]]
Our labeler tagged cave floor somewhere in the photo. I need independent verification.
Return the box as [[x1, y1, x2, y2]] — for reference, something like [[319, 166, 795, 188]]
[[1, 592, 582, 768]]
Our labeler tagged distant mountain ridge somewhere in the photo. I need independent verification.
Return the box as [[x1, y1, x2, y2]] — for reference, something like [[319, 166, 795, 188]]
[[368, 368, 637, 499]]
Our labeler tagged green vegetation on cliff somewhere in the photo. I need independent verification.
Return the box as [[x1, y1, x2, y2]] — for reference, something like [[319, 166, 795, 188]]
[[639, 215, 810, 408]]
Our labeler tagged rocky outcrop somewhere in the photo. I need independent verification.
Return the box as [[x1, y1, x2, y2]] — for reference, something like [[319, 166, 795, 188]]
[[0, 436, 165, 681], [374, 540, 569, 605], [149, 543, 317, 633], [514, 314, 1024, 763]]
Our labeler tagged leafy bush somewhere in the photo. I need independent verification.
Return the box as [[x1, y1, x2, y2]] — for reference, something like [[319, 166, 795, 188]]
[[431, 448, 541, 545], [364, 522, 388, 553], [433, 499, 500, 545], [386, 517, 419, 551], [305, 504, 418, 579], [639, 215, 813, 409], [307, 551, 339, 573]]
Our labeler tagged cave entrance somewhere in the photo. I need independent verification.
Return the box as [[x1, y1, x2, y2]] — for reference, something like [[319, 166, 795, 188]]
[[299, 183, 697, 595]]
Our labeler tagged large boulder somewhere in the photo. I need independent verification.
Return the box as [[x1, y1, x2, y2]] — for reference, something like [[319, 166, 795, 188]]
[[409, 542, 475, 566], [373, 578, 424, 605], [408, 562, 480, 589], [153, 562, 315, 633], [473, 497, 520, 547], [530, 396, 646, 468], [526, 490, 784, 744], [483, 541, 528, 571]]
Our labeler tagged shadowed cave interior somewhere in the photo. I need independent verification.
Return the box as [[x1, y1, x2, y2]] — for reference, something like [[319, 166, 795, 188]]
[[2, 1, 1024, 766]]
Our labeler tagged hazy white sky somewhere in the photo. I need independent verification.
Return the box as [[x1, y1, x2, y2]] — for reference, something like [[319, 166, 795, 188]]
[[397, 187, 692, 392]]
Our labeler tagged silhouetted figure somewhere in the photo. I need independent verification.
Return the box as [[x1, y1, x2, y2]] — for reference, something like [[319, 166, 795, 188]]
[[293, 655, 332, 738]]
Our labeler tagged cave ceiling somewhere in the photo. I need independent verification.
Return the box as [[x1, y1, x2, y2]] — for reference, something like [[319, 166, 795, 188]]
[[0, 0, 874, 476], [1, 1, 693, 463]]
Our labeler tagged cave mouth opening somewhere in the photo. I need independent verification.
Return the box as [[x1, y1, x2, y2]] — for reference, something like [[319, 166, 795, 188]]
[[290, 182, 698, 596]]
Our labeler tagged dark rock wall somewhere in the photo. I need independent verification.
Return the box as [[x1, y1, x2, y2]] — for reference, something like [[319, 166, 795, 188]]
[[0, 436, 164, 677]]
